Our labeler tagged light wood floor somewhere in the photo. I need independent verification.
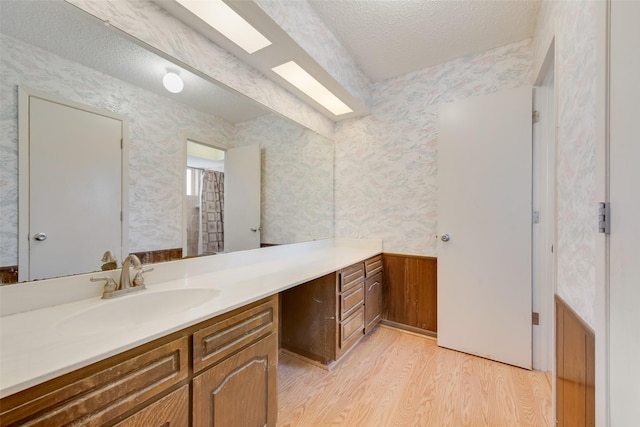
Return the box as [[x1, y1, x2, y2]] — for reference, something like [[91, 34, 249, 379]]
[[277, 325, 552, 427]]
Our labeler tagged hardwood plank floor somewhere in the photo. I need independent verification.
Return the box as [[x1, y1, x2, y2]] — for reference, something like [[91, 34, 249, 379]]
[[277, 325, 552, 426]]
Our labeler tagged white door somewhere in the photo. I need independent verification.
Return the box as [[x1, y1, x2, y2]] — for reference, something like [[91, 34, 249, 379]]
[[27, 95, 123, 280], [224, 145, 261, 252], [438, 86, 532, 369], [609, 1, 640, 423]]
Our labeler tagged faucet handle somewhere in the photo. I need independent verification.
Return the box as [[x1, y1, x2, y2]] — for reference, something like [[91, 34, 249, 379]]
[[132, 267, 153, 287], [90, 276, 118, 292]]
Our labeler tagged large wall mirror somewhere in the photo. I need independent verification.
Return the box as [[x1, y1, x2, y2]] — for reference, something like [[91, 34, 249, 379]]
[[0, 0, 335, 284]]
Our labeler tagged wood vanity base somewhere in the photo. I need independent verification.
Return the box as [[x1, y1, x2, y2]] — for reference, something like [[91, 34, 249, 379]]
[[0, 295, 278, 427], [280, 255, 383, 367]]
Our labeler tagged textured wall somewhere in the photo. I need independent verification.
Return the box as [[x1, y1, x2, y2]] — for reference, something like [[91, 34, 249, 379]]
[[234, 114, 334, 244], [531, 1, 597, 327], [0, 34, 234, 266], [334, 39, 532, 256], [67, 0, 334, 139]]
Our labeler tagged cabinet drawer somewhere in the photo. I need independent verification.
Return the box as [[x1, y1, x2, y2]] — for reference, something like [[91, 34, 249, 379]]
[[339, 306, 365, 349], [193, 297, 277, 373], [340, 283, 364, 320], [0, 337, 189, 427], [339, 263, 364, 292], [365, 255, 383, 277], [114, 385, 189, 427]]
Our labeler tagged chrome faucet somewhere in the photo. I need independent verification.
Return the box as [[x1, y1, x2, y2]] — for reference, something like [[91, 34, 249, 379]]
[[91, 254, 153, 299]]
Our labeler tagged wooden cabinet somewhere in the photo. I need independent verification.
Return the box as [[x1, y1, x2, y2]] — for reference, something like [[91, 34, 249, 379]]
[[365, 273, 383, 333], [0, 295, 278, 427], [114, 385, 189, 427], [193, 334, 277, 427], [280, 273, 337, 365], [281, 255, 382, 366], [0, 337, 189, 427], [364, 255, 383, 333], [192, 298, 278, 427], [193, 298, 277, 373], [336, 261, 365, 359]]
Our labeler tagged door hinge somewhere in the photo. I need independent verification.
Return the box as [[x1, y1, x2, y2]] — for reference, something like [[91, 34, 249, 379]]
[[532, 210, 540, 224], [598, 202, 610, 234], [532, 312, 540, 325], [120, 211, 123, 222], [120, 138, 123, 149], [532, 110, 540, 124]]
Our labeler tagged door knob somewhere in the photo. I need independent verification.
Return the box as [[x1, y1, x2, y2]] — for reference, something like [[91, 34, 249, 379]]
[[250, 227, 261, 232], [440, 233, 450, 242], [33, 232, 47, 241]]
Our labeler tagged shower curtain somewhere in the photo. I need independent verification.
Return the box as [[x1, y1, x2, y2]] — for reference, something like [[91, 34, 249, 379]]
[[201, 170, 224, 254]]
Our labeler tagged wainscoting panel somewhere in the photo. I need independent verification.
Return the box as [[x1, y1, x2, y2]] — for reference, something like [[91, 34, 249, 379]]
[[556, 295, 595, 426], [131, 248, 183, 265], [382, 253, 437, 333], [0, 265, 18, 284]]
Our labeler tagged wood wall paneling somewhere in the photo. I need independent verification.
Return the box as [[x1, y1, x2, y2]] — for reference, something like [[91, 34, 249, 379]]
[[131, 248, 183, 264], [555, 295, 595, 427], [382, 254, 437, 333], [0, 265, 18, 284]]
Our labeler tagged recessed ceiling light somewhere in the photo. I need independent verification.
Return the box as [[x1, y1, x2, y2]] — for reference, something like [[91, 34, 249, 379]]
[[176, 0, 272, 54], [271, 61, 354, 116], [163, 72, 184, 93]]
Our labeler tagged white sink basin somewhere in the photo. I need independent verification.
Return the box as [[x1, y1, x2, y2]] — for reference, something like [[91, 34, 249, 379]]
[[57, 288, 219, 336]]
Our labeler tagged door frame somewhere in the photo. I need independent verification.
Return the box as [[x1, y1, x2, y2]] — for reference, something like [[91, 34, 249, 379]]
[[181, 137, 228, 258], [532, 38, 557, 374], [594, 1, 609, 425], [17, 86, 129, 282]]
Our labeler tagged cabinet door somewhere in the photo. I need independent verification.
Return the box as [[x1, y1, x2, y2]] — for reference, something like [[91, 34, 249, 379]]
[[365, 272, 383, 333], [114, 385, 188, 427], [193, 333, 278, 427]]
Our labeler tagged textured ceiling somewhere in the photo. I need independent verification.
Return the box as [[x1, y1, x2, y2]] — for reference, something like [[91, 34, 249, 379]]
[[309, 0, 541, 82], [0, 0, 266, 124]]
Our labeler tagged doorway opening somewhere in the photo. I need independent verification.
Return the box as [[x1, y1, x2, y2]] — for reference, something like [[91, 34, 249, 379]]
[[184, 140, 225, 257]]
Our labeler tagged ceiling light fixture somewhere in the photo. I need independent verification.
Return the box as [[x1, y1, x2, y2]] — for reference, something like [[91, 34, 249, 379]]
[[176, 0, 272, 54], [163, 72, 184, 93], [271, 61, 354, 116]]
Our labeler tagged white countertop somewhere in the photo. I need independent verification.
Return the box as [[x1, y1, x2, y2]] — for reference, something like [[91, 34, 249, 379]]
[[0, 238, 382, 398]]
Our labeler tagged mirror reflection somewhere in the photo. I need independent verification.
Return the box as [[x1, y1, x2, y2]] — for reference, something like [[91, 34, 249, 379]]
[[0, 0, 335, 284], [186, 141, 226, 257]]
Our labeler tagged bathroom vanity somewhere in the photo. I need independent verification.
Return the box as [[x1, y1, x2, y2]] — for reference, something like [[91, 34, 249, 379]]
[[281, 255, 383, 366], [0, 239, 382, 426]]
